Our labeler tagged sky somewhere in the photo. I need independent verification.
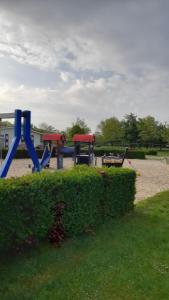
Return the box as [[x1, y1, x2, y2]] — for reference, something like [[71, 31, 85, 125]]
[[0, 0, 169, 132]]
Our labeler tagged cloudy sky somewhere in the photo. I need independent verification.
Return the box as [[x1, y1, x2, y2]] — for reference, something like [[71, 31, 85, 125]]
[[0, 0, 169, 131]]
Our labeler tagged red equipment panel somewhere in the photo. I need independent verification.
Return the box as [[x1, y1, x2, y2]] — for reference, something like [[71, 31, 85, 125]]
[[72, 134, 95, 143], [42, 134, 66, 141]]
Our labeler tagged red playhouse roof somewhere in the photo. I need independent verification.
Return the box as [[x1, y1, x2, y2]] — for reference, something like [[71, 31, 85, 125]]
[[72, 134, 95, 143], [42, 133, 66, 142]]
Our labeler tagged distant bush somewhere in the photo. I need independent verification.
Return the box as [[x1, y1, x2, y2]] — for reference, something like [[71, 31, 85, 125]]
[[0, 166, 135, 252], [145, 150, 157, 156], [1, 149, 44, 159], [1, 147, 146, 159], [93, 147, 145, 159], [126, 150, 145, 159]]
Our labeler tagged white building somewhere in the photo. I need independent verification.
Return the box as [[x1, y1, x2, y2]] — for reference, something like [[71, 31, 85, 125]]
[[0, 126, 43, 149]]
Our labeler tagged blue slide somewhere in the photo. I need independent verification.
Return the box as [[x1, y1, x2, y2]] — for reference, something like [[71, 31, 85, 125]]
[[40, 146, 74, 169], [40, 146, 52, 168]]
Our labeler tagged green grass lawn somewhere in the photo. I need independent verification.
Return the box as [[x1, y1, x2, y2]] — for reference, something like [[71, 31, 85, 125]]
[[0, 192, 169, 300], [157, 150, 169, 157]]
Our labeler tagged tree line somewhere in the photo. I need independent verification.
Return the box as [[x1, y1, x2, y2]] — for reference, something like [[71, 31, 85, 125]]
[[65, 113, 169, 147], [96, 113, 169, 147], [1, 113, 169, 147]]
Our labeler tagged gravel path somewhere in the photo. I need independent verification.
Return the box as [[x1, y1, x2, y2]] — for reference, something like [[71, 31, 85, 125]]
[[1, 157, 169, 201], [123, 159, 169, 201]]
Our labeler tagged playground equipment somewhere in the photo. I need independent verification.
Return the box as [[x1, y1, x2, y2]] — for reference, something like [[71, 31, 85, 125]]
[[72, 134, 96, 166], [42, 134, 66, 169], [0, 110, 41, 178], [102, 148, 128, 168]]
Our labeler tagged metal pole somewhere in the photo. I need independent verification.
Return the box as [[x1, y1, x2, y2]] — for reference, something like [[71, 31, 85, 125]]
[[23, 110, 41, 172]]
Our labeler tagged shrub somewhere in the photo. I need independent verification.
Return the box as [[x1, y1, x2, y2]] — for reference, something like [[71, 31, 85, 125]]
[[0, 166, 135, 252], [0, 173, 56, 251], [101, 168, 136, 217], [94, 147, 145, 159], [126, 150, 145, 159], [1, 147, 146, 159], [145, 150, 157, 156], [1, 149, 44, 159], [55, 166, 104, 236]]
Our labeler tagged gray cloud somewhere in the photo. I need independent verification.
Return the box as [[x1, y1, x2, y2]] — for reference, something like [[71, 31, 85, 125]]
[[0, 0, 169, 70], [0, 0, 169, 130]]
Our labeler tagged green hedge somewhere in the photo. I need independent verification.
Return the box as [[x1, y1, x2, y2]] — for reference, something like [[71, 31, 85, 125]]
[[93, 147, 145, 159], [1, 149, 73, 159], [0, 166, 136, 251], [145, 150, 157, 156], [102, 168, 135, 216], [1, 149, 44, 159], [1, 147, 146, 159]]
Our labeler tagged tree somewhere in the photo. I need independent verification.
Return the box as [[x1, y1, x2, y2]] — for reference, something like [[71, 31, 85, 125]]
[[66, 118, 90, 139], [97, 117, 124, 143], [156, 123, 168, 147], [160, 124, 169, 144], [94, 131, 105, 144], [33, 123, 58, 133], [137, 116, 159, 145], [0, 121, 12, 127], [123, 113, 139, 146]]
